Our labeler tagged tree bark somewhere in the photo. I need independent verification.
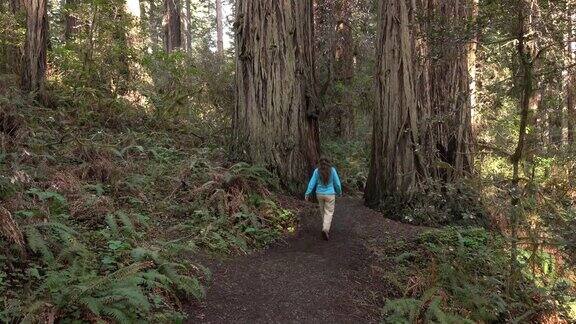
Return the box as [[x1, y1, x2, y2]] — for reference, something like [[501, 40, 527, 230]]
[[163, 0, 181, 52], [334, 0, 355, 139], [233, 0, 320, 189], [215, 0, 224, 55], [425, 0, 475, 180], [21, 0, 48, 103], [365, 0, 431, 207], [365, 0, 475, 208]]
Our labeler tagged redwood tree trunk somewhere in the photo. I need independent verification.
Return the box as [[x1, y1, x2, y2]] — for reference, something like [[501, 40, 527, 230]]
[[215, 0, 223, 55], [334, 0, 355, 139], [234, 0, 320, 189], [22, 0, 48, 102], [365, 0, 475, 207], [425, 0, 475, 180], [163, 0, 181, 52], [365, 0, 430, 207]]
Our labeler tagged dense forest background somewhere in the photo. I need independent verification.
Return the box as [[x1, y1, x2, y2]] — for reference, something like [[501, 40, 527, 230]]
[[0, 0, 575, 322]]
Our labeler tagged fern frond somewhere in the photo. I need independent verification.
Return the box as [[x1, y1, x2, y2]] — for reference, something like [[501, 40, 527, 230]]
[[25, 225, 54, 262], [101, 305, 130, 323], [79, 296, 103, 317], [105, 213, 119, 236], [108, 287, 150, 311], [116, 211, 136, 236]]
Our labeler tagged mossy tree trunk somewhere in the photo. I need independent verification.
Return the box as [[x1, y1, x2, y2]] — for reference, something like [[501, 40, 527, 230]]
[[234, 0, 320, 190]]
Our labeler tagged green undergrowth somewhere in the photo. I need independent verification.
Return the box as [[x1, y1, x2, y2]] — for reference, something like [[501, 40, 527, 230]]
[[0, 95, 296, 322], [374, 227, 575, 323], [322, 139, 369, 195]]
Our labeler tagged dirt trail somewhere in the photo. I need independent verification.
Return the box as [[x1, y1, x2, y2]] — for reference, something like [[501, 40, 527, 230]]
[[188, 197, 423, 324]]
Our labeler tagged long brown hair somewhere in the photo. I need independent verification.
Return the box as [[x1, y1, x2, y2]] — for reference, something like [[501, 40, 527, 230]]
[[318, 156, 332, 184]]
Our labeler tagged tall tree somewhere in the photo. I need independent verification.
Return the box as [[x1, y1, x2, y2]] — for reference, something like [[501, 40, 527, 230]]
[[365, 0, 475, 207], [334, 0, 355, 138], [21, 0, 48, 102], [314, 0, 356, 138], [425, 0, 475, 180], [215, 0, 223, 55], [233, 0, 320, 188], [365, 0, 429, 206], [163, 0, 181, 52]]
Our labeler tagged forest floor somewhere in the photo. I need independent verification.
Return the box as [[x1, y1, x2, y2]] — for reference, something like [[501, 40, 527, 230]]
[[187, 197, 425, 323]]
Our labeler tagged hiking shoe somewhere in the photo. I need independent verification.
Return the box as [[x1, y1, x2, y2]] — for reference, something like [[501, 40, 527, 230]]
[[322, 230, 330, 241]]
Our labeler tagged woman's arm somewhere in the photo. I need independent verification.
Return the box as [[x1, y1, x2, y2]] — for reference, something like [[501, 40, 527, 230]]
[[332, 168, 342, 195], [305, 169, 319, 197]]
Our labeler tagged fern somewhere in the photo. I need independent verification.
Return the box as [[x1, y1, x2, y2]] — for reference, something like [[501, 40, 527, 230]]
[[101, 305, 131, 323], [116, 211, 136, 236], [159, 262, 205, 300], [105, 213, 119, 236], [25, 226, 54, 262]]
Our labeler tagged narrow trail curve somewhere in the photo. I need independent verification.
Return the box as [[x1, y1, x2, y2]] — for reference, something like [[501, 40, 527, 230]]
[[188, 197, 423, 324]]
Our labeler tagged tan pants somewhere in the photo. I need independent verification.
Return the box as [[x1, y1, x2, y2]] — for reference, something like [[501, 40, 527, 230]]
[[317, 195, 336, 232]]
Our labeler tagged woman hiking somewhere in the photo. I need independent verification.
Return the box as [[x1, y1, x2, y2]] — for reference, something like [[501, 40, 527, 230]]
[[304, 157, 342, 240]]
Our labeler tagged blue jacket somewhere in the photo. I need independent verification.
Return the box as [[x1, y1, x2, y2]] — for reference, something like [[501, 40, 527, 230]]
[[305, 167, 342, 196]]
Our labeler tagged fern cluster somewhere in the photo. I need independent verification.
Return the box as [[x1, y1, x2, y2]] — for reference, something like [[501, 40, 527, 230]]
[[381, 227, 574, 322], [1, 185, 207, 322]]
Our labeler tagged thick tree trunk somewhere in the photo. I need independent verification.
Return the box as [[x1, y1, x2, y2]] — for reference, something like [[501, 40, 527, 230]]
[[21, 0, 48, 102], [163, 0, 181, 52], [215, 0, 223, 55], [365, 0, 431, 207], [334, 0, 355, 139], [365, 0, 475, 208], [425, 0, 475, 180], [234, 0, 320, 189]]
